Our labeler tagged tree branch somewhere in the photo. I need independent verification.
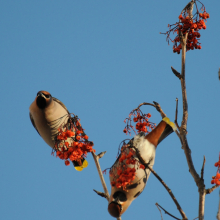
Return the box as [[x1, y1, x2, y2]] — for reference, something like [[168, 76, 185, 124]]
[[218, 68, 220, 81], [156, 203, 164, 220], [180, 35, 188, 134], [205, 185, 220, 195], [130, 142, 187, 220], [175, 2, 206, 220], [92, 151, 110, 201], [133, 102, 166, 119], [156, 203, 181, 220], [217, 190, 220, 220], [153, 101, 167, 118], [200, 156, 206, 180], [171, 66, 182, 80], [97, 151, 107, 159], [93, 189, 108, 199], [174, 98, 180, 132], [174, 98, 182, 142]]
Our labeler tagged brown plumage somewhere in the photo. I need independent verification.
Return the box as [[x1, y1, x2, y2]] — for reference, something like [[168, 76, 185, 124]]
[[29, 91, 89, 170]]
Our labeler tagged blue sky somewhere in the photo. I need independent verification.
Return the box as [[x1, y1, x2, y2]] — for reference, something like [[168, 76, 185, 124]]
[[1, 0, 220, 219]]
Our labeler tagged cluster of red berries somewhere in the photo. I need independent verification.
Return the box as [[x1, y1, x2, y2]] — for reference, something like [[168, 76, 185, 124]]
[[52, 115, 94, 166], [163, 1, 209, 54], [211, 155, 220, 186], [103, 107, 154, 189], [110, 147, 145, 190], [123, 109, 155, 135]]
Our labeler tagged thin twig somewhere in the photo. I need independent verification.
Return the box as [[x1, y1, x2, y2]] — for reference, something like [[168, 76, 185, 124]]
[[218, 68, 220, 81], [174, 98, 182, 142], [200, 156, 206, 180], [217, 190, 220, 220], [93, 189, 108, 199], [175, 98, 180, 131], [156, 203, 164, 220], [192, 217, 199, 220], [153, 101, 167, 118], [97, 151, 107, 159], [156, 203, 181, 220], [171, 66, 182, 79], [205, 185, 220, 195], [131, 142, 187, 220], [133, 102, 166, 119], [92, 151, 110, 201]]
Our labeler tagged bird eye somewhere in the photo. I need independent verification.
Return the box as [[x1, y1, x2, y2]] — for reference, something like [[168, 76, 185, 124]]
[[44, 94, 51, 98]]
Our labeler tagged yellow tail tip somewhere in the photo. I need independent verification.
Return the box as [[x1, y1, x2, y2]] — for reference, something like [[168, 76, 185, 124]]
[[75, 166, 84, 171], [82, 159, 89, 168], [74, 159, 88, 171], [162, 117, 177, 131]]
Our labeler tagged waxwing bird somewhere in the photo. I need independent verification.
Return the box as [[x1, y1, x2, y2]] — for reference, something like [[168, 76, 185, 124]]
[[108, 117, 176, 217], [29, 90, 88, 171]]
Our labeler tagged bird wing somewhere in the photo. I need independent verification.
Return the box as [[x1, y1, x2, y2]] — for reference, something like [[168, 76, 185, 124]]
[[29, 112, 41, 136], [52, 97, 70, 114]]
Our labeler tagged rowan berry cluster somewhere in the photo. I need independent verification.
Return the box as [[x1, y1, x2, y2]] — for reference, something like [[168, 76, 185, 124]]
[[52, 115, 94, 166], [162, 0, 209, 54], [103, 107, 155, 189], [211, 155, 220, 186], [123, 108, 155, 135], [109, 146, 145, 190]]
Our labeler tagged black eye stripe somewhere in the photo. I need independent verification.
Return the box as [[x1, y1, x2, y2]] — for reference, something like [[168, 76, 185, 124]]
[[44, 94, 50, 98], [113, 192, 127, 202]]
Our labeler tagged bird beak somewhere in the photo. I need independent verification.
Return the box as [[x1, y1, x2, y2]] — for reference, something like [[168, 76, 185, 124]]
[[37, 92, 47, 99]]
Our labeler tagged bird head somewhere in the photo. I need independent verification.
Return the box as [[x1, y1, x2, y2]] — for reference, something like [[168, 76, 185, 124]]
[[36, 90, 52, 109], [108, 191, 131, 217]]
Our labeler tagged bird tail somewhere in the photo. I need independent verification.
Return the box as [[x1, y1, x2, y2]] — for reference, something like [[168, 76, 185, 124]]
[[157, 117, 177, 145], [72, 158, 88, 171]]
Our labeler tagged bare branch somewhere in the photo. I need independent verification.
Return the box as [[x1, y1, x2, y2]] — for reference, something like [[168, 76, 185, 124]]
[[156, 203, 164, 220], [91, 151, 110, 201], [133, 102, 166, 119], [199, 187, 206, 220], [178, 4, 206, 220], [192, 217, 199, 220], [199, 156, 206, 220], [97, 151, 107, 159], [200, 156, 206, 180], [218, 68, 220, 81], [133, 102, 155, 111], [153, 101, 167, 118], [174, 98, 182, 142], [175, 98, 181, 131], [217, 190, 220, 220], [131, 142, 187, 220], [180, 37, 188, 134], [171, 66, 182, 80], [206, 185, 220, 195], [93, 189, 108, 199], [175, 98, 178, 126], [156, 203, 181, 220]]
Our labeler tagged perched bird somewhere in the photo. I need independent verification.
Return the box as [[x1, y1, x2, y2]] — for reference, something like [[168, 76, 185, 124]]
[[29, 90, 88, 171], [108, 117, 176, 218]]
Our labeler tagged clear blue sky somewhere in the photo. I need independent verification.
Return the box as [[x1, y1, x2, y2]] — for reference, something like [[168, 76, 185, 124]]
[[1, 1, 219, 219]]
